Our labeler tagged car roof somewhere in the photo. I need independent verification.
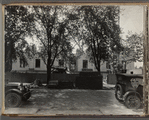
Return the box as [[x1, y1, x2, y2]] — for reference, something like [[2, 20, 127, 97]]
[[116, 73, 143, 78]]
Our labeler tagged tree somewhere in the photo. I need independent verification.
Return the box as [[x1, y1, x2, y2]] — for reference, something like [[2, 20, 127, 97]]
[[5, 6, 34, 72], [5, 5, 80, 84], [79, 6, 123, 73], [122, 33, 143, 62], [31, 6, 73, 84]]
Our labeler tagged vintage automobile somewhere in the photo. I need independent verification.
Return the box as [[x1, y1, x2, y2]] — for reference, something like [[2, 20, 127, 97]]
[[51, 67, 70, 74], [5, 81, 32, 107], [115, 73, 143, 109]]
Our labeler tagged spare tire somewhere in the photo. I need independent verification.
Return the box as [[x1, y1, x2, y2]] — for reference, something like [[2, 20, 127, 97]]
[[125, 94, 141, 109]]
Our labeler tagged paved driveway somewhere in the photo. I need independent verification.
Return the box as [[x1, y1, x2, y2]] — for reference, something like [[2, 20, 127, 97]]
[[4, 88, 144, 116]]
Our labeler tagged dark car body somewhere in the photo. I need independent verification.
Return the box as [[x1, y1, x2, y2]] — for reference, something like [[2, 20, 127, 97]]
[[52, 67, 69, 74], [5, 82, 32, 107], [115, 73, 143, 109]]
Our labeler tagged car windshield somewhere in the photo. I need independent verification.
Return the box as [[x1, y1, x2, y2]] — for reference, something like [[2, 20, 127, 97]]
[[52, 67, 67, 73]]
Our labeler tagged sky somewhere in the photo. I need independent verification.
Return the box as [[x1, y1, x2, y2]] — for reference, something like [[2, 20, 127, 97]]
[[120, 5, 144, 39]]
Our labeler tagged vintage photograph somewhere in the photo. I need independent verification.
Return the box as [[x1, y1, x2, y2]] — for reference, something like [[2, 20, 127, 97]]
[[3, 5, 144, 115]]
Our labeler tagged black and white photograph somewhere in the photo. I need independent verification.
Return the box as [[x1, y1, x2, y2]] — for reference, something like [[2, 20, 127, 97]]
[[3, 4, 145, 115]]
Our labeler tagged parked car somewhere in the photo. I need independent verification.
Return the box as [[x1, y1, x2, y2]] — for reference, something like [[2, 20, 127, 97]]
[[115, 73, 143, 109], [52, 67, 69, 74], [5, 81, 32, 107]]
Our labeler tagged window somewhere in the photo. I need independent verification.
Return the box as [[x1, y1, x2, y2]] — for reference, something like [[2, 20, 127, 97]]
[[35, 59, 40, 68], [83, 60, 88, 69], [106, 62, 111, 69], [122, 61, 126, 70], [20, 59, 26, 68], [59, 59, 64, 67]]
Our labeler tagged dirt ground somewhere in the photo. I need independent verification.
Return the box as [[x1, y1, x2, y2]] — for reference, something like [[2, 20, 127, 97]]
[[4, 83, 144, 116]]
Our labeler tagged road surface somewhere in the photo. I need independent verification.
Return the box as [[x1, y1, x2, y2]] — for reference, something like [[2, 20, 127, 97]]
[[3, 87, 144, 116]]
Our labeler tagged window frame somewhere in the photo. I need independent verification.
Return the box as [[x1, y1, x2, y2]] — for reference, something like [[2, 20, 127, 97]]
[[59, 59, 64, 67], [20, 58, 26, 68], [83, 60, 88, 69], [35, 59, 40, 68]]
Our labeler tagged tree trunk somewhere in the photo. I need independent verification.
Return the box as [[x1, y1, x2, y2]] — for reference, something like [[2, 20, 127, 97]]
[[47, 58, 51, 85], [5, 40, 12, 72], [97, 67, 101, 74], [97, 60, 101, 74]]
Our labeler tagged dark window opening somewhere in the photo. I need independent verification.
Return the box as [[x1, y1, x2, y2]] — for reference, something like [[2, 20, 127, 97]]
[[122, 61, 126, 70], [83, 60, 88, 69], [59, 59, 64, 67], [106, 62, 111, 69], [35, 59, 40, 68], [20, 59, 26, 68]]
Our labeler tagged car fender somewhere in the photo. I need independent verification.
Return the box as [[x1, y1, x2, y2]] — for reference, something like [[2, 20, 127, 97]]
[[115, 84, 124, 101], [6, 89, 23, 96], [123, 91, 142, 102], [115, 84, 123, 91]]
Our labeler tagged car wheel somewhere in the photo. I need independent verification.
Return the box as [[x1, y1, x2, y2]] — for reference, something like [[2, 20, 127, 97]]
[[5, 93, 22, 107], [115, 84, 123, 102], [125, 94, 141, 109]]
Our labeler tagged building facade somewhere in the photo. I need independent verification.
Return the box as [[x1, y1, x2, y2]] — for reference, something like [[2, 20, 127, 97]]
[[12, 56, 68, 73], [75, 53, 108, 72]]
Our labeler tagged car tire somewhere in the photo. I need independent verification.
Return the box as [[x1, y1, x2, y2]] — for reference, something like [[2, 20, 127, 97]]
[[115, 84, 123, 102], [125, 94, 141, 109], [5, 92, 22, 107]]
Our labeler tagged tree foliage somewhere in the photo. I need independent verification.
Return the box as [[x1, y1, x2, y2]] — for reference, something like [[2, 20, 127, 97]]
[[5, 6, 34, 72], [30, 6, 73, 84], [79, 6, 123, 73], [5, 6, 77, 84], [122, 33, 143, 62], [5, 5, 125, 81]]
